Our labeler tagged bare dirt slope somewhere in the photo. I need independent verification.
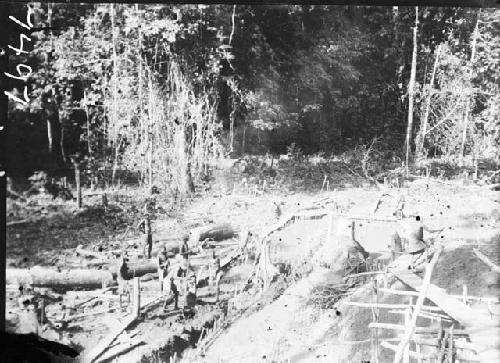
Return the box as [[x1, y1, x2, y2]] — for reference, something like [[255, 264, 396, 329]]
[[193, 180, 500, 363]]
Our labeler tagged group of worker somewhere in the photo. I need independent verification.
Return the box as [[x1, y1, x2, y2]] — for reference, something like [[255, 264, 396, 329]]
[[117, 214, 223, 317]]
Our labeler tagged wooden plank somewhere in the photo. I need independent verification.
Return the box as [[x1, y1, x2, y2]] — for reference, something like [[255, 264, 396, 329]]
[[369, 323, 469, 335], [394, 271, 495, 328], [394, 271, 500, 362], [95, 338, 144, 363], [393, 245, 443, 363], [344, 301, 442, 312]]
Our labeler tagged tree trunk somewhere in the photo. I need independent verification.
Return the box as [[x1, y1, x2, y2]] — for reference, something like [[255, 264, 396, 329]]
[[137, 4, 143, 148], [405, 7, 418, 176], [73, 161, 82, 208], [60, 119, 67, 164], [241, 123, 246, 154], [459, 11, 480, 164], [416, 44, 441, 158], [110, 3, 119, 185], [188, 223, 236, 243], [83, 90, 95, 190], [147, 70, 154, 191], [7, 268, 115, 289], [47, 119, 53, 153]]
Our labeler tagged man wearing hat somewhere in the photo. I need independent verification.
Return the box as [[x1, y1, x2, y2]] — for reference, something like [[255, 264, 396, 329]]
[[398, 215, 442, 269]]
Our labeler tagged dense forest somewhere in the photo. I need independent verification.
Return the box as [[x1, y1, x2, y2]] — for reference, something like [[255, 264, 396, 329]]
[[5, 4, 500, 193]]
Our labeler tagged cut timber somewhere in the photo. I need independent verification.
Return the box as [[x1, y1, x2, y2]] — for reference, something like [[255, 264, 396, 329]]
[[111, 260, 159, 280], [95, 338, 144, 363], [382, 340, 479, 362], [473, 248, 500, 274], [7, 267, 115, 289], [393, 245, 443, 363], [394, 270, 500, 362], [370, 323, 468, 335], [344, 301, 442, 312], [393, 271, 495, 329], [189, 223, 236, 243]]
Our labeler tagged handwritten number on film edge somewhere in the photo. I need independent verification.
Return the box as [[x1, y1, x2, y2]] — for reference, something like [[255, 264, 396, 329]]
[[4, 5, 34, 106]]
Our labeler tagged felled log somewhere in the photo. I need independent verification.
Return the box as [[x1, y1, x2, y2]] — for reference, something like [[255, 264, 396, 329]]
[[7, 267, 115, 289], [76, 245, 106, 259], [189, 223, 236, 243], [111, 259, 159, 280]]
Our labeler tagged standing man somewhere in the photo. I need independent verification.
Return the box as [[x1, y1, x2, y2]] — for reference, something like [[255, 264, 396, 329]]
[[160, 245, 170, 276], [180, 237, 190, 275], [398, 215, 442, 269], [137, 215, 153, 259], [117, 256, 131, 308]]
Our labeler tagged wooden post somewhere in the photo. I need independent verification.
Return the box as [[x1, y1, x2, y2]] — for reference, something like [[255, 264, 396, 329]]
[[74, 161, 82, 208], [462, 285, 467, 305], [132, 277, 140, 317], [448, 325, 454, 363], [438, 331, 449, 362], [392, 245, 443, 363], [403, 301, 411, 363], [371, 280, 380, 363], [437, 317, 445, 361]]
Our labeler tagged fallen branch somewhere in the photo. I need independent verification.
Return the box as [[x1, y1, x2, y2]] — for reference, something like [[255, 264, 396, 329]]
[[82, 314, 138, 362], [473, 248, 500, 274], [82, 293, 163, 362], [6, 218, 34, 227], [96, 338, 144, 363], [373, 192, 391, 214], [345, 271, 386, 279], [63, 307, 118, 322]]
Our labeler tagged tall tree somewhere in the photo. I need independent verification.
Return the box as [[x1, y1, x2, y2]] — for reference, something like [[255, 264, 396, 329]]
[[405, 7, 418, 175]]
